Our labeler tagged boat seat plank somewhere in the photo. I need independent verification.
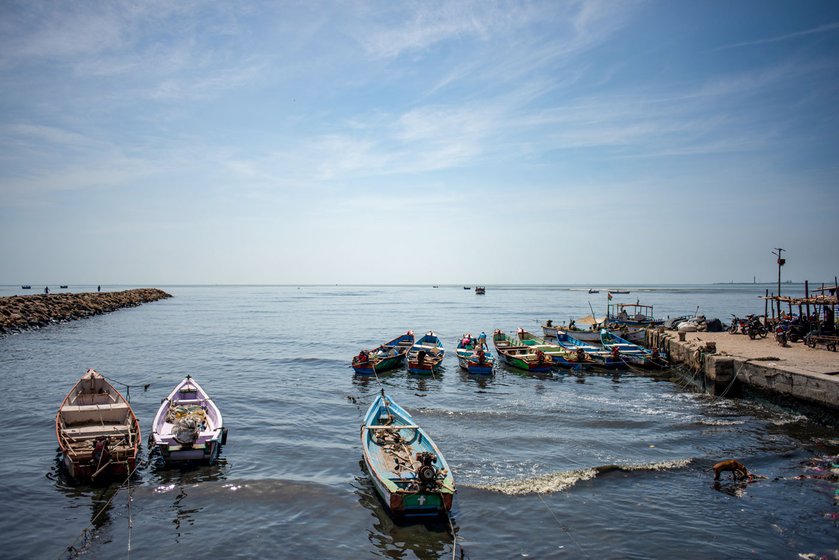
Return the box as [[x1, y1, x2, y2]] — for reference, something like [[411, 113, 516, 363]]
[[64, 424, 131, 437], [364, 425, 419, 430], [62, 402, 129, 413]]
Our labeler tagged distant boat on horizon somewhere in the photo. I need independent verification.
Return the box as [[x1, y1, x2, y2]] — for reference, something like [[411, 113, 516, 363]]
[[21, 285, 31, 289]]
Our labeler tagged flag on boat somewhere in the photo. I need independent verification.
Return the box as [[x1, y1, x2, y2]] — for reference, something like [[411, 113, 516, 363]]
[[607, 292, 613, 300]]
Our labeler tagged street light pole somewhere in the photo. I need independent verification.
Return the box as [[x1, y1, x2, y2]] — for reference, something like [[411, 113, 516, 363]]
[[772, 248, 785, 318]]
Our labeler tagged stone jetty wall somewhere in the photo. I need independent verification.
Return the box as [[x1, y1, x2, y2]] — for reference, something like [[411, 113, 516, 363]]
[[647, 328, 839, 412], [0, 289, 172, 335]]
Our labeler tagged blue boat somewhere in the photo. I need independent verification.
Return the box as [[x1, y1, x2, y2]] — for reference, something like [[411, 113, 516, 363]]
[[361, 390, 455, 518], [352, 332, 414, 375], [407, 331, 445, 374], [553, 330, 623, 368], [600, 329, 667, 368], [456, 333, 495, 374]]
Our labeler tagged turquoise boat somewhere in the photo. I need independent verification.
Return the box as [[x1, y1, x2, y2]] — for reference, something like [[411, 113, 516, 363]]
[[600, 329, 668, 368], [492, 330, 553, 372], [361, 390, 455, 518], [407, 331, 445, 374], [553, 330, 623, 368], [352, 332, 415, 375]]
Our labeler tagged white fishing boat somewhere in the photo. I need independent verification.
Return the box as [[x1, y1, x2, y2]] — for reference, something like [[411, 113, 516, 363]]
[[150, 375, 227, 464]]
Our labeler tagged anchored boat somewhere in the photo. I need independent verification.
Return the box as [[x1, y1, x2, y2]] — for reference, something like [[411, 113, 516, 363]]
[[456, 333, 495, 374], [55, 368, 141, 481], [600, 329, 667, 368], [553, 330, 623, 368], [150, 375, 227, 464], [492, 329, 553, 372], [515, 329, 585, 367], [352, 332, 415, 375], [361, 390, 455, 518], [407, 331, 445, 374]]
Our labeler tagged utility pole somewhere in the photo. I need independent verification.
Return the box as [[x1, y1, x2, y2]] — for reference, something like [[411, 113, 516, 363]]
[[772, 248, 785, 319]]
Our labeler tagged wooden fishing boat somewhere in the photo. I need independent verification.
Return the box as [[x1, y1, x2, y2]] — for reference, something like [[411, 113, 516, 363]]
[[553, 330, 622, 368], [407, 331, 445, 374], [600, 329, 668, 368], [55, 368, 141, 481], [21, 285, 31, 289], [456, 333, 495, 374], [361, 390, 455, 518], [515, 329, 584, 368], [492, 330, 553, 372], [606, 302, 663, 328], [475, 286, 486, 295], [542, 319, 646, 345], [150, 375, 227, 464], [352, 332, 414, 375]]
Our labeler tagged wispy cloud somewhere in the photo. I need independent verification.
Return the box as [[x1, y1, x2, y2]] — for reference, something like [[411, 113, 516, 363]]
[[718, 21, 839, 50]]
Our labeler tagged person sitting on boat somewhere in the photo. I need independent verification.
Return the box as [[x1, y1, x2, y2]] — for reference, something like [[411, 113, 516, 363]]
[[476, 348, 486, 364], [461, 336, 473, 349], [357, 350, 369, 363], [417, 350, 426, 366], [569, 320, 575, 329], [619, 309, 629, 320], [546, 319, 553, 327]]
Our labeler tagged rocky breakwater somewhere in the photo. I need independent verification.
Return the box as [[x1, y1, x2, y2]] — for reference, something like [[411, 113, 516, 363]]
[[0, 289, 172, 335]]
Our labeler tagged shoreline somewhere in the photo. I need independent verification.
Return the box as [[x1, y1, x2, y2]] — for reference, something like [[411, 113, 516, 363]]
[[0, 288, 172, 335]]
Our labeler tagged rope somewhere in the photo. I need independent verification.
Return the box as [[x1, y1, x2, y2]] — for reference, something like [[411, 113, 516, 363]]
[[535, 492, 587, 559], [445, 506, 459, 560], [60, 460, 141, 560], [100, 373, 151, 403]]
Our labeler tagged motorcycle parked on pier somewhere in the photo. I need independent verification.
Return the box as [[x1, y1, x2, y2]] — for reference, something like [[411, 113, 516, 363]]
[[743, 316, 768, 339]]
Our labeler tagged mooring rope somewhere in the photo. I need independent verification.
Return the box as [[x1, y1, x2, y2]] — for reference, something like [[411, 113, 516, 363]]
[[60, 460, 141, 560], [535, 492, 587, 559], [99, 373, 151, 403]]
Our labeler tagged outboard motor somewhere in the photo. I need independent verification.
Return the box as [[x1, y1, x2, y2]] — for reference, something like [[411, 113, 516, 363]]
[[415, 452, 439, 488]]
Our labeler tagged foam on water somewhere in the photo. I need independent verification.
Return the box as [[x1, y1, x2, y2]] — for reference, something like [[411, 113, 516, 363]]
[[471, 458, 694, 495]]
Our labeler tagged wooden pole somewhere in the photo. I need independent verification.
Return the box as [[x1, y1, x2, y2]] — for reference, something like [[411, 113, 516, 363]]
[[805, 280, 810, 320], [764, 288, 769, 325]]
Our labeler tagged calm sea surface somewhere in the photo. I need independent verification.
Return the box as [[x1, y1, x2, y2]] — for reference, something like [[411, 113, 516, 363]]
[[1, 284, 836, 559]]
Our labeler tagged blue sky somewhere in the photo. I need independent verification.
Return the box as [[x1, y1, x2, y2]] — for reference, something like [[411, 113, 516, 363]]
[[1, 1, 837, 285]]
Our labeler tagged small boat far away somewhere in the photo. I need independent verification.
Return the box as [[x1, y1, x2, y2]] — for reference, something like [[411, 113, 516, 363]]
[[21, 285, 31, 289], [361, 390, 455, 518], [150, 375, 227, 464], [475, 286, 486, 295], [588, 288, 599, 293], [352, 332, 415, 375], [55, 368, 141, 481]]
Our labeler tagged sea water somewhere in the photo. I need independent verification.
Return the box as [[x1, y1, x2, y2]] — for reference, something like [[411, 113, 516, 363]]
[[0, 284, 836, 559]]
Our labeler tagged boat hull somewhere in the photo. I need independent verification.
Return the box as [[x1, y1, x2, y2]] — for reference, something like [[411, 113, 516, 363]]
[[361, 393, 455, 518], [352, 333, 414, 375], [56, 369, 141, 482], [151, 376, 226, 465]]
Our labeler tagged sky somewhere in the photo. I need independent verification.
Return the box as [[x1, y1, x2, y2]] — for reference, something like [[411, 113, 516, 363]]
[[1, 0, 837, 285]]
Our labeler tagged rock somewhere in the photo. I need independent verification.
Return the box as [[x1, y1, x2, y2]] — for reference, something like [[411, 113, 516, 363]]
[[0, 289, 172, 335]]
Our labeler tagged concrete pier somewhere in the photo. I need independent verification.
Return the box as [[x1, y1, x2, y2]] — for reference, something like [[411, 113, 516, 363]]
[[648, 329, 839, 411]]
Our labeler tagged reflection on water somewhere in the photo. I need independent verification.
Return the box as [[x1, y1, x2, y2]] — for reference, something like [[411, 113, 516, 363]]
[[353, 463, 455, 560]]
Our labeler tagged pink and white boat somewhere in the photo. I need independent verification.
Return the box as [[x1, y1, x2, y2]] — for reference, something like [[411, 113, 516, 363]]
[[151, 375, 227, 464]]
